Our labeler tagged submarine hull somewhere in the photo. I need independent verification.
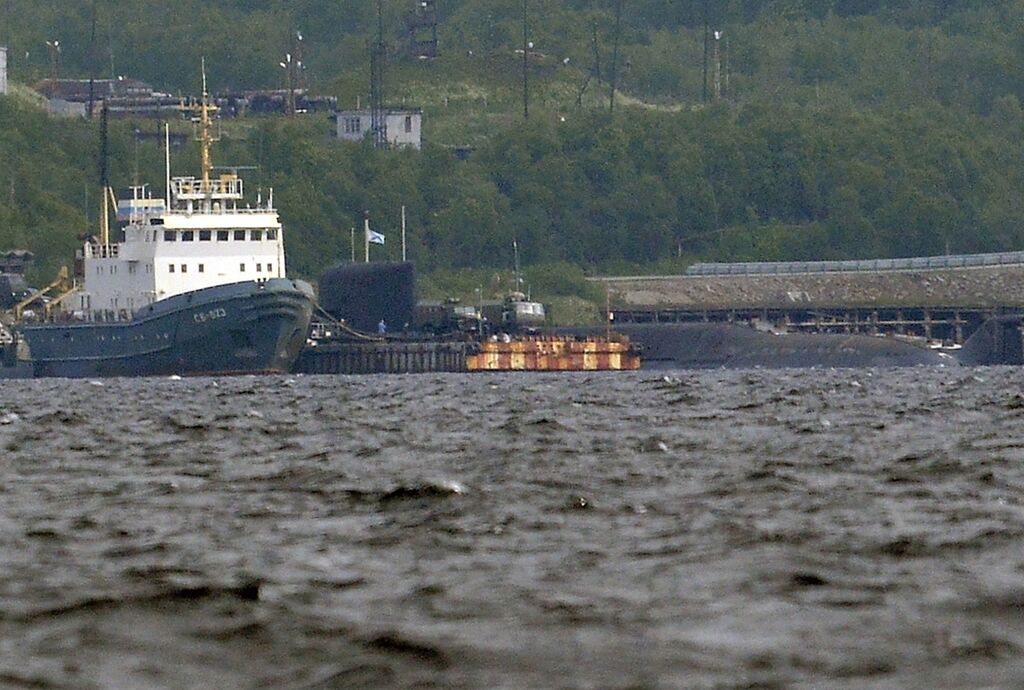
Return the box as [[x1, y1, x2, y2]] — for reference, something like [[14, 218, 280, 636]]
[[558, 323, 955, 369]]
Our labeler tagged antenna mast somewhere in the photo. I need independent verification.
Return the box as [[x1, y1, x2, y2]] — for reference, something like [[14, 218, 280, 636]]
[[200, 58, 213, 191], [164, 122, 171, 208], [513, 239, 522, 292]]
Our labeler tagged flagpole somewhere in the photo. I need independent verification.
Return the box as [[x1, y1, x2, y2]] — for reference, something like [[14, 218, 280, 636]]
[[401, 205, 407, 262], [350, 227, 355, 262], [364, 212, 370, 263]]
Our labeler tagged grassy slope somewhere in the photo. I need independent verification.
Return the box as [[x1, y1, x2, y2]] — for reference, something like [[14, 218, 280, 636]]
[[329, 49, 640, 147]]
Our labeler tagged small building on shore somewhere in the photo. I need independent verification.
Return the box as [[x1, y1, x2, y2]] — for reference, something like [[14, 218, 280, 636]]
[[0, 47, 7, 95], [35, 77, 179, 118], [0, 250, 34, 275], [219, 90, 337, 117], [335, 108, 422, 149]]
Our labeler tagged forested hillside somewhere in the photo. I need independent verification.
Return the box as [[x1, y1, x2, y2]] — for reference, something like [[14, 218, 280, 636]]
[[1, 1, 1024, 299]]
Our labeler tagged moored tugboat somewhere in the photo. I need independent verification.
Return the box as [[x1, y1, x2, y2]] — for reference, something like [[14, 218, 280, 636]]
[[1, 69, 313, 378]]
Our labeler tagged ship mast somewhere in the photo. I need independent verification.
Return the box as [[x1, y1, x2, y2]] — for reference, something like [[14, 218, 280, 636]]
[[99, 100, 109, 246], [199, 58, 214, 193]]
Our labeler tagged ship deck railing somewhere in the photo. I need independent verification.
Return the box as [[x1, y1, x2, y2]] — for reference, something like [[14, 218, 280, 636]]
[[161, 206, 275, 215], [82, 244, 120, 259], [171, 176, 244, 201]]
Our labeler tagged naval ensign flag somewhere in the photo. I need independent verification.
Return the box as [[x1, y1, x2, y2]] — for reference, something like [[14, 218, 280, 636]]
[[363, 211, 385, 262]]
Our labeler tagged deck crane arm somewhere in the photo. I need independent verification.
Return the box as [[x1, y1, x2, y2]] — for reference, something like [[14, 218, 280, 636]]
[[12, 266, 72, 321]]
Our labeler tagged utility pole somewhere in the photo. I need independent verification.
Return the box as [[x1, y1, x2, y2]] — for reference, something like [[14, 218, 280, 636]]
[[370, 0, 388, 148], [575, 21, 602, 108], [522, 0, 529, 120], [712, 31, 722, 103], [294, 30, 305, 92], [279, 53, 294, 116], [401, 205, 407, 262], [45, 39, 60, 89], [702, 1, 709, 104], [88, 0, 97, 118], [609, 0, 622, 113], [364, 212, 371, 263]]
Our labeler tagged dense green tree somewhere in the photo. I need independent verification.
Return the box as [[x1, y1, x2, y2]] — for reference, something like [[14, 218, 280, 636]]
[[4, 0, 1024, 296]]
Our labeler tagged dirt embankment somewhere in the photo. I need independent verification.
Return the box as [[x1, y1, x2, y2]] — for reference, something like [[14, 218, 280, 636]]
[[597, 266, 1024, 310]]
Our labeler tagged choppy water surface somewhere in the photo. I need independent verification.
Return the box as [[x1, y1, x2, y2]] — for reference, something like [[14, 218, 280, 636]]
[[2, 368, 1024, 689]]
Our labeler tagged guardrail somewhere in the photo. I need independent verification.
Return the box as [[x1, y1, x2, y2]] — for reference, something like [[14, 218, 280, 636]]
[[685, 251, 1024, 276]]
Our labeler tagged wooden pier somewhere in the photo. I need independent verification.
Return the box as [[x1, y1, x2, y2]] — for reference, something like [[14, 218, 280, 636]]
[[294, 340, 467, 375], [292, 335, 641, 375], [465, 336, 640, 371]]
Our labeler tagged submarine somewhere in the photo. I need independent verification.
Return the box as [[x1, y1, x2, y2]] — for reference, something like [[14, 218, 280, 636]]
[[309, 259, 1024, 372], [558, 317, 1024, 369]]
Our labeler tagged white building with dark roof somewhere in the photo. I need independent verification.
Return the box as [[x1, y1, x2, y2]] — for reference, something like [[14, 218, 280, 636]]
[[335, 108, 422, 149]]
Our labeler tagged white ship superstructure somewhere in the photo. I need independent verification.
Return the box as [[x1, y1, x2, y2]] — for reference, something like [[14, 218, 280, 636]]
[[72, 72, 286, 320], [76, 177, 285, 318]]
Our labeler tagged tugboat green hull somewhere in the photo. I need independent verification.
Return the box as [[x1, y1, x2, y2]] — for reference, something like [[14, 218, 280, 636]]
[[6, 279, 313, 378]]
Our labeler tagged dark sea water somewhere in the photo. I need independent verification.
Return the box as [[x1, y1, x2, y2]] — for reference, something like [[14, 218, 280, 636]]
[[2, 368, 1024, 689]]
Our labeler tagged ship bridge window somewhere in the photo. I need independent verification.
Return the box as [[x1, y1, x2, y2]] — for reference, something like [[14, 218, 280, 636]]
[[198, 264, 205, 273], [251, 230, 263, 241], [234, 230, 246, 241], [181, 264, 188, 273], [199, 230, 211, 241], [256, 263, 262, 272], [169, 264, 175, 273], [163, 230, 176, 241], [150, 218, 164, 225], [267, 263, 273, 273], [239, 263, 246, 272], [182, 231, 194, 242], [217, 230, 229, 241], [267, 229, 277, 240]]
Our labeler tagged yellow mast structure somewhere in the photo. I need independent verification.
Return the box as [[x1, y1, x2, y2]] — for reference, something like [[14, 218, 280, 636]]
[[100, 187, 109, 246], [179, 58, 219, 199], [199, 59, 215, 193]]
